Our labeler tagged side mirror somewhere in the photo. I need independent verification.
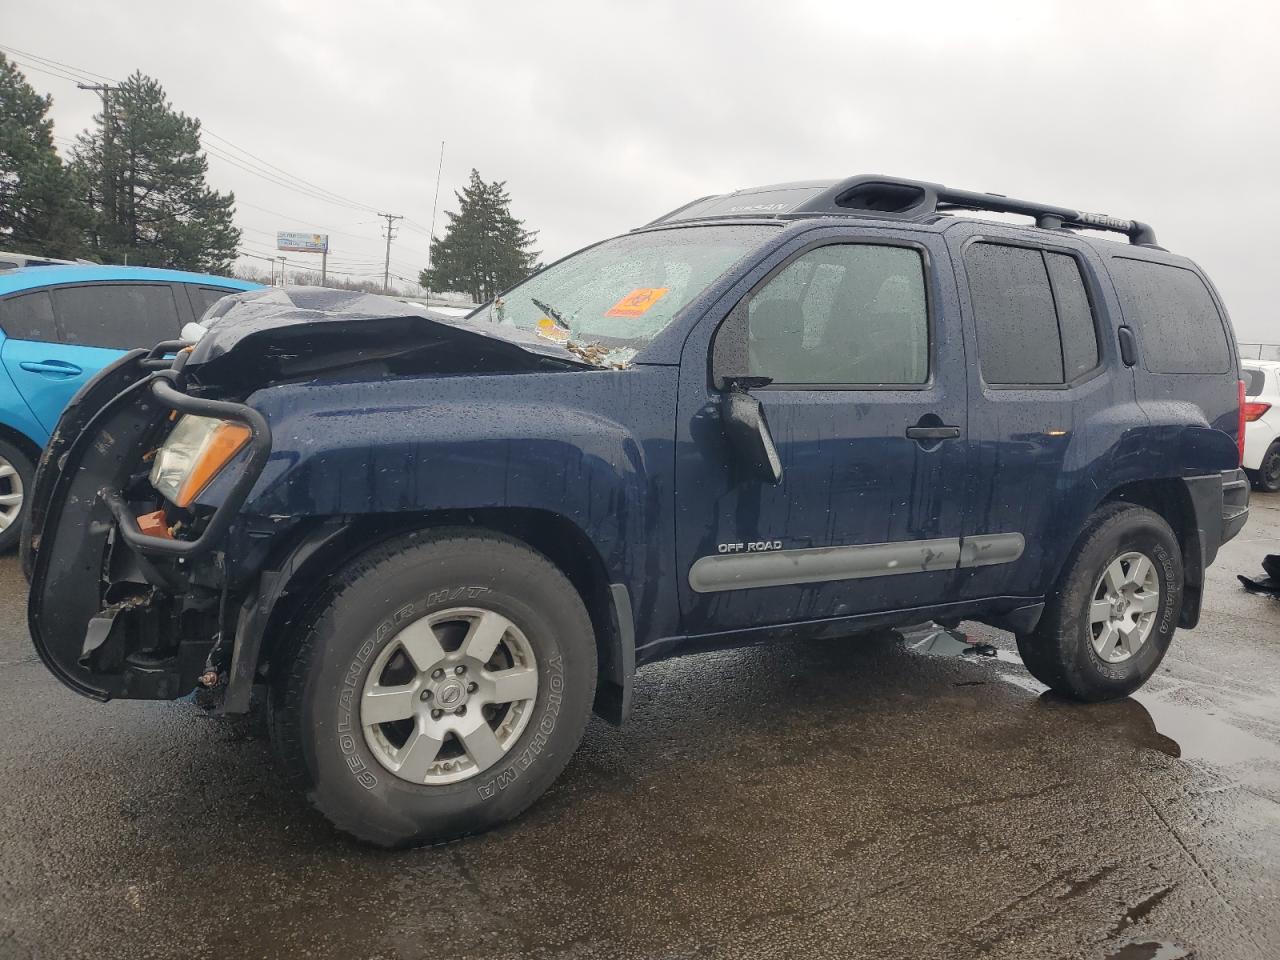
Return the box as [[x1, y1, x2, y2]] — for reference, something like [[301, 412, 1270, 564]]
[[720, 379, 783, 485]]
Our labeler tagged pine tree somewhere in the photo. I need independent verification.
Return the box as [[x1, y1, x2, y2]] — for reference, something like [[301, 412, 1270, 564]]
[[0, 54, 85, 258], [420, 170, 540, 302], [73, 72, 240, 272]]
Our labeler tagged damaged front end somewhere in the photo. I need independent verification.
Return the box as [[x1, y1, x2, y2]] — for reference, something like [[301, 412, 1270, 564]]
[[25, 343, 271, 701], [26, 287, 595, 707]]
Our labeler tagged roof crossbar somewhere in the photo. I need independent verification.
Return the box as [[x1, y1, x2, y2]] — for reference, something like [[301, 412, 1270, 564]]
[[792, 175, 1158, 246]]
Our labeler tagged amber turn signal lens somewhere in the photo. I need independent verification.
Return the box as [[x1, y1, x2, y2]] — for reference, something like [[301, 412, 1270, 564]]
[[174, 421, 253, 507]]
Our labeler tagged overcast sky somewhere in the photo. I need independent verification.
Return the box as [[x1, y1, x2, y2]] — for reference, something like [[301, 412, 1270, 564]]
[[5, 0, 1278, 337]]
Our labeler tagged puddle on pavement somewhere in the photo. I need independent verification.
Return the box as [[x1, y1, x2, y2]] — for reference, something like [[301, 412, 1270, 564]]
[[900, 623, 1280, 767], [1105, 941, 1191, 960]]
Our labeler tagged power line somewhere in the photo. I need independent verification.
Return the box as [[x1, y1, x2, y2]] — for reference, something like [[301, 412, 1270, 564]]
[[7, 43, 445, 283], [0, 44, 115, 83], [3, 44, 388, 218], [202, 130, 377, 213]]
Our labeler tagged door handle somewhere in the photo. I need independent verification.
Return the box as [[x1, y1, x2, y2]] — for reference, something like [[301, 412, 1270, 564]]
[[1117, 325, 1138, 367], [906, 425, 961, 441], [19, 360, 83, 377]]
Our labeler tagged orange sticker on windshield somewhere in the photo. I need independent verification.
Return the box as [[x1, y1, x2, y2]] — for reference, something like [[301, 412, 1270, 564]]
[[605, 287, 669, 318], [536, 317, 569, 342]]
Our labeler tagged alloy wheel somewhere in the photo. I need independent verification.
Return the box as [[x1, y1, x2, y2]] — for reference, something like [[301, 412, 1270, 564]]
[[0, 455, 24, 532], [361, 607, 539, 785], [1088, 550, 1160, 664]]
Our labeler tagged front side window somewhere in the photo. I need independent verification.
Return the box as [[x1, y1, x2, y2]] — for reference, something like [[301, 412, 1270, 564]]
[[471, 224, 775, 366], [52, 283, 181, 350], [745, 244, 929, 385]]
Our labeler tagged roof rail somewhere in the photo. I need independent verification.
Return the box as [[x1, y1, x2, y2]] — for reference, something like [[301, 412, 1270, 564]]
[[791, 175, 1158, 246]]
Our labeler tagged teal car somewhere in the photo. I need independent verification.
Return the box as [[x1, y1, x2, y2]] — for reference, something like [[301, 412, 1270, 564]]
[[0, 265, 259, 549]]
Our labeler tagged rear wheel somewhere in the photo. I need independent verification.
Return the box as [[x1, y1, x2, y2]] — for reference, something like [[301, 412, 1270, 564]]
[[0, 439, 33, 553], [1016, 503, 1181, 701], [269, 529, 597, 847], [1250, 441, 1280, 493]]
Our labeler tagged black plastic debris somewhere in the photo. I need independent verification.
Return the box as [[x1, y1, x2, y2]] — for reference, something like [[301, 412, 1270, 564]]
[[1238, 553, 1280, 597]]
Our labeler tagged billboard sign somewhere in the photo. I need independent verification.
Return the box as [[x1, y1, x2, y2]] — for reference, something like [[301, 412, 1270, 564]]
[[276, 231, 329, 253]]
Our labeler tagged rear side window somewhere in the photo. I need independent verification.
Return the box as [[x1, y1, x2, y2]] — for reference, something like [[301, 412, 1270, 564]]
[[1111, 259, 1229, 374], [0, 290, 59, 341], [1044, 252, 1099, 380], [1243, 367, 1266, 396], [964, 243, 1100, 386], [190, 285, 236, 317], [52, 283, 181, 350]]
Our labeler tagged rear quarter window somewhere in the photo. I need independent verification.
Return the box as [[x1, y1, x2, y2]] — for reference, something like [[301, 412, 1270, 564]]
[[1111, 258, 1230, 374], [190, 285, 238, 317], [0, 290, 59, 341]]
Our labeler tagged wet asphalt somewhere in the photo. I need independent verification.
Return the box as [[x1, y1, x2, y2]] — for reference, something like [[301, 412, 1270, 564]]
[[2, 503, 1280, 960]]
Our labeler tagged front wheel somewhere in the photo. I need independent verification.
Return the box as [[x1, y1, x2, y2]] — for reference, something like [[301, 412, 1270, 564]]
[[270, 530, 597, 847], [1016, 503, 1182, 701]]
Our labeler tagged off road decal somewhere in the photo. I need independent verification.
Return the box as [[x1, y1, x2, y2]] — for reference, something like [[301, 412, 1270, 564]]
[[605, 287, 669, 318], [476, 653, 564, 801]]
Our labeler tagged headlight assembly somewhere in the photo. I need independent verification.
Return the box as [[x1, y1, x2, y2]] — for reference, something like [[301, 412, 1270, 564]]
[[149, 414, 252, 507]]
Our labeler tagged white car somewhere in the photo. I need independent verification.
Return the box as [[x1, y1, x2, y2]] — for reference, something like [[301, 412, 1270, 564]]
[[1242, 360, 1280, 491]]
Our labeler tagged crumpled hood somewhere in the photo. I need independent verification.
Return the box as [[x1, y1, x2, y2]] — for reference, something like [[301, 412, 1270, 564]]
[[184, 286, 591, 390]]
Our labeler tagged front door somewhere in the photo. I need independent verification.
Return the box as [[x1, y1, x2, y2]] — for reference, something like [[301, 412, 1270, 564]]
[[673, 228, 972, 638]]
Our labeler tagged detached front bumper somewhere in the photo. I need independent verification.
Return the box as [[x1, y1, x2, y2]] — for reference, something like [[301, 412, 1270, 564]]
[[25, 346, 271, 703]]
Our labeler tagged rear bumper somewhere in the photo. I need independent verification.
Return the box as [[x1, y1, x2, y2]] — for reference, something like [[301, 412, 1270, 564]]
[[1220, 469, 1251, 546], [25, 347, 271, 703], [1243, 419, 1278, 471]]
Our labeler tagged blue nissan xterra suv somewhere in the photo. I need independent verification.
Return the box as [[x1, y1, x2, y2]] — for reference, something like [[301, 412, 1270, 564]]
[[25, 175, 1250, 846]]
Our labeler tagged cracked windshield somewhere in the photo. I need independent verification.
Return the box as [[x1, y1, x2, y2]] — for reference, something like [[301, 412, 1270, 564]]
[[474, 224, 775, 365]]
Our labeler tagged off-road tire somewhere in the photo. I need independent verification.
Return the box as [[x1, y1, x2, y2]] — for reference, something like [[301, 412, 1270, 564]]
[[0, 438, 34, 553], [269, 529, 597, 847], [1016, 503, 1182, 701]]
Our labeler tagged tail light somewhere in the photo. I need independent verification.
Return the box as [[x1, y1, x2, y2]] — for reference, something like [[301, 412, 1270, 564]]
[[1238, 379, 1247, 465], [1243, 401, 1272, 422]]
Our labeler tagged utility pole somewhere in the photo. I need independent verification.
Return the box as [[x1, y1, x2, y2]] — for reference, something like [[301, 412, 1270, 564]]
[[378, 212, 403, 293], [77, 83, 116, 253], [424, 140, 445, 302], [277, 256, 287, 288]]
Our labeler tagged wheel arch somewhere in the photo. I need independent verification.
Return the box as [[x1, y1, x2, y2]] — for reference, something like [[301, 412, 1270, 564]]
[[1099, 478, 1202, 628], [237, 508, 634, 724], [0, 420, 41, 466]]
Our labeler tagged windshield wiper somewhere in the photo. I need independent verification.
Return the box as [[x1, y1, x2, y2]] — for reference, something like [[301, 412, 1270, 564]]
[[531, 297, 572, 331]]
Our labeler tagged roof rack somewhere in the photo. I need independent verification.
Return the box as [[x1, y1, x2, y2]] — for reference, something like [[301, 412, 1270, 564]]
[[646, 175, 1158, 247], [794, 175, 1159, 246]]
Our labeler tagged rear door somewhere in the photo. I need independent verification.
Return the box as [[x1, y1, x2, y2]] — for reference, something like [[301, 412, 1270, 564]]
[[946, 226, 1135, 600], [2, 282, 182, 432], [674, 227, 974, 636]]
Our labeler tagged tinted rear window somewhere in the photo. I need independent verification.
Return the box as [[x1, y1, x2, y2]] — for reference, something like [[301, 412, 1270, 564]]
[[1244, 367, 1266, 396], [965, 243, 1063, 384], [191, 285, 236, 317], [1111, 259, 1229, 374], [52, 283, 181, 350], [0, 290, 58, 341]]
